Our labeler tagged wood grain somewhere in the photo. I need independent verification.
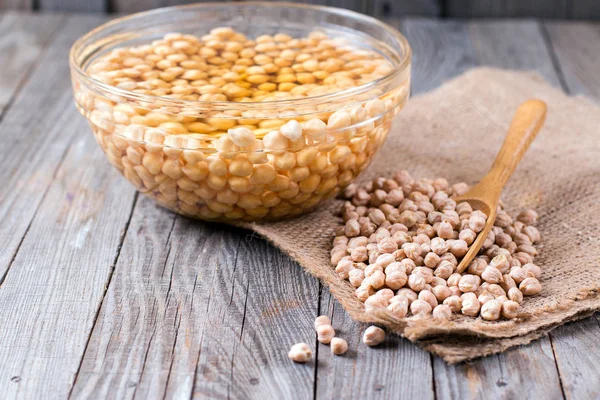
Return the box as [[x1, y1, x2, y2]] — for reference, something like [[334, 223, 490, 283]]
[[0, 12, 64, 118], [372, 0, 440, 18], [329, 0, 368, 13], [570, 1, 600, 19], [540, 20, 600, 400], [315, 287, 434, 399], [71, 198, 319, 399], [216, 235, 318, 399], [469, 20, 562, 87], [550, 316, 600, 400], [0, 13, 93, 283], [543, 22, 600, 98], [39, 0, 105, 12], [0, 0, 32, 10], [399, 18, 478, 93], [446, 0, 570, 19], [434, 337, 564, 399], [111, 0, 223, 14], [0, 15, 139, 400]]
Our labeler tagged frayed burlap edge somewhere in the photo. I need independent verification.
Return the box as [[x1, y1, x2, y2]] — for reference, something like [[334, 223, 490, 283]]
[[239, 67, 600, 363]]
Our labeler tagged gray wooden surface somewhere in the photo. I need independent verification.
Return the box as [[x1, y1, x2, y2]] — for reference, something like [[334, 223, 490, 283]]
[[0, 11, 599, 400], [2, 0, 600, 19]]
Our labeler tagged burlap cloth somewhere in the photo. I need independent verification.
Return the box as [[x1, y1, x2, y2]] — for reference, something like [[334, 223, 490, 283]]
[[242, 68, 600, 363]]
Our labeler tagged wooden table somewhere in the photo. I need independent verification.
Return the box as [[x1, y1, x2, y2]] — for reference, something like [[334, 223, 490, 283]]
[[0, 11, 598, 399]]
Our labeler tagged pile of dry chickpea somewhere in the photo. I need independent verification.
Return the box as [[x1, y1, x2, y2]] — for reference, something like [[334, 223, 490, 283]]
[[76, 27, 408, 221], [330, 170, 542, 321]]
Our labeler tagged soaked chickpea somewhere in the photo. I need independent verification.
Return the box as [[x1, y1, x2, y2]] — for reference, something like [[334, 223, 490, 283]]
[[74, 27, 410, 222]]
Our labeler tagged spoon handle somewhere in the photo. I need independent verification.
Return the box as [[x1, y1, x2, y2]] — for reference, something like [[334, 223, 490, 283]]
[[480, 99, 547, 199]]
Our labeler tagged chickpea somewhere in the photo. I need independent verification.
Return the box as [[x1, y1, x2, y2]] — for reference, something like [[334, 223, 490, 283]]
[[288, 343, 312, 363], [459, 228, 477, 245], [490, 254, 510, 274], [502, 300, 520, 319], [523, 263, 542, 279], [363, 326, 385, 346], [447, 273, 462, 287], [410, 299, 433, 316], [437, 221, 454, 239], [517, 209, 539, 225], [448, 239, 468, 257], [385, 271, 408, 290], [356, 284, 375, 302], [469, 212, 487, 233], [432, 304, 452, 319], [519, 277, 542, 295], [461, 293, 481, 317], [330, 338, 349, 355], [443, 295, 462, 312], [396, 288, 418, 304], [387, 297, 409, 318], [368, 270, 386, 289], [458, 274, 481, 293], [480, 299, 502, 321], [418, 290, 438, 309], [432, 285, 451, 302], [314, 315, 331, 330], [467, 258, 487, 276], [335, 258, 354, 280], [481, 266, 503, 284], [348, 268, 365, 287], [316, 324, 336, 344], [408, 273, 426, 292], [375, 253, 395, 268], [365, 294, 388, 309]]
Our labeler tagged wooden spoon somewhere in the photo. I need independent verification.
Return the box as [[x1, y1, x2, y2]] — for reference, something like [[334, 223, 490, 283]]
[[454, 99, 547, 274]]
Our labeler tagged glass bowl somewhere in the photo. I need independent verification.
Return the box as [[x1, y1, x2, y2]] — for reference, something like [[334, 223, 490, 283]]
[[70, 2, 411, 222]]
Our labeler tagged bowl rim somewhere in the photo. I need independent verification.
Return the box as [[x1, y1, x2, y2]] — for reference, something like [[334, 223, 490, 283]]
[[69, 1, 411, 111]]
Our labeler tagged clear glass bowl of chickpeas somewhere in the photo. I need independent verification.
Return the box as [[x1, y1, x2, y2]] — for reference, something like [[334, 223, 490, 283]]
[[70, 2, 411, 222]]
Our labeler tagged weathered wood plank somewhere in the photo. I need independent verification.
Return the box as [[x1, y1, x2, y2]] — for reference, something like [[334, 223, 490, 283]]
[[71, 199, 318, 399], [396, 17, 568, 399], [570, 1, 600, 20], [328, 0, 368, 14], [112, 0, 224, 14], [39, 0, 106, 12], [218, 236, 318, 399], [372, 0, 440, 18], [434, 337, 564, 399], [400, 18, 478, 94], [543, 22, 600, 98], [0, 14, 137, 400], [0, 15, 139, 400], [0, 0, 32, 10], [540, 21, 600, 400], [0, 12, 64, 123], [316, 288, 434, 399], [446, 0, 570, 19], [69, 199, 185, 399], [0, 13, 98, 282], [469, 20, 562, 87], [550, 316, 600, 400]]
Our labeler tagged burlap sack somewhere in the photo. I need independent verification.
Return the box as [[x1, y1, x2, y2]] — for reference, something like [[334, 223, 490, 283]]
[[243, 68, 600, 363]]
